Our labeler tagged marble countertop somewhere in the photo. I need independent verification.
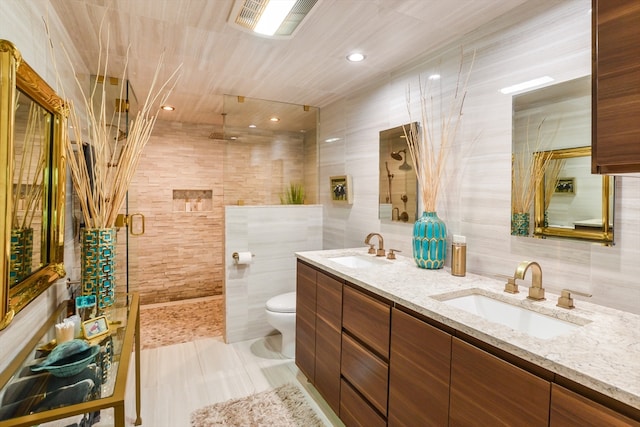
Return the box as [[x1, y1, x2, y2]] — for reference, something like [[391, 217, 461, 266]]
[[296, 247, 640, 411]]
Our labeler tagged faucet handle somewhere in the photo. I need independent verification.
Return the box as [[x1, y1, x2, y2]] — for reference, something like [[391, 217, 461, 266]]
[[387, 249, 401, 260], [504, 277, 519, 294], [367, 244, 376, 254], [557, 289, 592, 309]]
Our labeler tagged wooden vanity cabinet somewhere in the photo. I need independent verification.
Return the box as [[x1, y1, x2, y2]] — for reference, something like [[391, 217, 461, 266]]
[[449, 337, 551, 427], [295, 260, 343, 414], [592, 0, 640, 174], [297, 261, 640, 426], [387, 308, 452, 427], [340, 284, 391, 423], [550, 384, 640, 427]]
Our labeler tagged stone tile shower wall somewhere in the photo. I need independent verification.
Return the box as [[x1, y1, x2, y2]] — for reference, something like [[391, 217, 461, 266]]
[[223, 126, 314, 205], [124, 121, 317, 305], [125, 120, 224, 305]]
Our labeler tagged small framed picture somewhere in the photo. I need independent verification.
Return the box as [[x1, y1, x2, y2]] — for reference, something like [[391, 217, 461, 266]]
[[330, 175, 353, 204], [555, 177, 575, 194], [82, 316, 110, 341]]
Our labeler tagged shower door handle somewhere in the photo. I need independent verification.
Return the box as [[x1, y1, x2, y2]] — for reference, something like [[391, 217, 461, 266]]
[[129, 213, 145, 236]]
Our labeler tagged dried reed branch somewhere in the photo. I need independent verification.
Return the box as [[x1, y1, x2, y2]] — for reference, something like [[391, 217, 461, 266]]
[[12, 96, 47, 229], [511, 118, 553, 214], [49, 18, 182, 229], [403, 49, 475, 213], [544, 158, 566, 211]]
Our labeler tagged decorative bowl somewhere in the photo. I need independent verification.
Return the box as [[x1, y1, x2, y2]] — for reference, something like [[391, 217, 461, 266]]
[[31, 339, 100, 378]]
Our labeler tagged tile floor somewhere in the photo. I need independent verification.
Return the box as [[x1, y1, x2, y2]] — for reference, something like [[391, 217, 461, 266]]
[[44, 298, 342, 426], [118, 335, 342, 426]]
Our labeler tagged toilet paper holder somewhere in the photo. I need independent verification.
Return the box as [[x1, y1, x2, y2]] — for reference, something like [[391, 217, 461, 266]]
[[232, 252, 255, 263]]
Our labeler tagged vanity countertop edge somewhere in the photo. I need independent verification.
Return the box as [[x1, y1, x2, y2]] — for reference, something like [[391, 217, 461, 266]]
[[295, 247, 640, 411]]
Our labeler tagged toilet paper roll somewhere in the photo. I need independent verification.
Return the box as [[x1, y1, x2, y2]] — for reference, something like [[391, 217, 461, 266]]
[[234, 251, 253, 265]]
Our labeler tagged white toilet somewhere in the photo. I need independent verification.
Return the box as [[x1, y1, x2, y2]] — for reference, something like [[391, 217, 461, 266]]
[[265, 292, 296, 358]]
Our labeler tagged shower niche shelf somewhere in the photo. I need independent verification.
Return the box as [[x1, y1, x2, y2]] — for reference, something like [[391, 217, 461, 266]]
[[173, 189, 212, 212]]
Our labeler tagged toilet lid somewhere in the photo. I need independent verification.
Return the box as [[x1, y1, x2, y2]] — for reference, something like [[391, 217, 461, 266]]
[[266, 292, 296, 313]]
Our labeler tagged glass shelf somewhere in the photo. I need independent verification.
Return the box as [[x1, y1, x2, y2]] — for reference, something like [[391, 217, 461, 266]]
[[0, 293, 141, 427]]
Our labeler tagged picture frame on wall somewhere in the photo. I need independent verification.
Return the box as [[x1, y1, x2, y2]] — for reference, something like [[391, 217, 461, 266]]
[[555, 177, 575, 194], [330, 175, 353, 204]]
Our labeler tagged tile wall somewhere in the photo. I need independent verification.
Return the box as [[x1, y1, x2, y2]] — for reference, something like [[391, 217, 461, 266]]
[[318, 0, 640, 314], [225, 205, 322, 343], [124, 120, 225, 304]]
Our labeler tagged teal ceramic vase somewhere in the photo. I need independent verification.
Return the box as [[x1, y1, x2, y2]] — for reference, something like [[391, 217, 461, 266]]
[[81, 228, 116, 310], [413, 211, 446, 269], [511, 212, 530, 236]]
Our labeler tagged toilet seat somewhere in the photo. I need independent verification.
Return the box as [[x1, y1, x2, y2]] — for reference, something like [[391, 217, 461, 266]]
[[266, 292, 296, 313]]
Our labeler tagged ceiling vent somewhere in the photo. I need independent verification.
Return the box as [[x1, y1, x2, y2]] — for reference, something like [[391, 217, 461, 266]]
[[229, 0, 319, 39]]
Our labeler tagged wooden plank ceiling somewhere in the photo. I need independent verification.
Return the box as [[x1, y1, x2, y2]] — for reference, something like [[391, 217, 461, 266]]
[[49, 0, 529, 128]]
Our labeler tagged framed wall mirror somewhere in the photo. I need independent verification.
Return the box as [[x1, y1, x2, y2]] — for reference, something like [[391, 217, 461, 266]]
[[533, 146, 613, 243], [378, 123, 418, 222], [0, 40, 67, 330], [511, 75, 614, 244]]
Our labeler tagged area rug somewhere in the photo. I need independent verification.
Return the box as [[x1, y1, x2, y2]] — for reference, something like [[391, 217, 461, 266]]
[[140, 297, 223, 349], [190, 383, 325, 427]]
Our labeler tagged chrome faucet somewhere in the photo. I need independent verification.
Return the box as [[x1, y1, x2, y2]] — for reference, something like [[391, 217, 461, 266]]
[[513, 261, 545, 301], [364, 233, 385, 257]]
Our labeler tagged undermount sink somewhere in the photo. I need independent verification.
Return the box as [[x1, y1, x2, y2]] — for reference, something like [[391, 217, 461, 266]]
[[328, 254, 390, 269], [438, 292, 585, 340]]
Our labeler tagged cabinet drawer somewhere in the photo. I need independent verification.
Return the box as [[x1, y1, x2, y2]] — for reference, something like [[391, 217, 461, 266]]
[[342, 285, 390, 358], [341, 333, 388, 415], [550, 384, 640, 426], [340, 378, 386, 427]]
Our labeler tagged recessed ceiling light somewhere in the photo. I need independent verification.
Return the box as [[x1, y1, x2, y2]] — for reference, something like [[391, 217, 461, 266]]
[[249, 124, 257, 128], [428, 74, 441, 80], [500, 76, 554, 94], [161, 105, 175, 111], [346, 52, 365, 62], [325, 137, 341, 143], [270, 117, 280, 122]]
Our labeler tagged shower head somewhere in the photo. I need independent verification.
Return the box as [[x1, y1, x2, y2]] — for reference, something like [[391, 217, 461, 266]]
[[391, 149, 405, 161], [392, 149, 412, 171]]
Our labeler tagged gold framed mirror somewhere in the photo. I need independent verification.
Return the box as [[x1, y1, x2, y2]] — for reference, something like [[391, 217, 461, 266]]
[[0, 40, 67, 330], [533, 146, 614, 244]]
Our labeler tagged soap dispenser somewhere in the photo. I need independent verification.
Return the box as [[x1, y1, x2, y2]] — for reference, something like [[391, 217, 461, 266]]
[[451, 235, 466, 277]]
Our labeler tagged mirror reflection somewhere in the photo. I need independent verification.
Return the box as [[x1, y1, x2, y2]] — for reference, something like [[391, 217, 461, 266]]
[[378, 123, 418, 222], [512, 76, 614, 244], [1, 39, 67, 329], [533, 146, 613, 243], [10, 91, 50, 286]]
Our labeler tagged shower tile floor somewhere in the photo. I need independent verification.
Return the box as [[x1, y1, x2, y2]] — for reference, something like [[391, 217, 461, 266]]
[[140, 295, 224, 349]]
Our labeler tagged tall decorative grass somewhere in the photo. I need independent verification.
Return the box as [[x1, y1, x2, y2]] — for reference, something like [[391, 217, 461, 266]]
[[403, 50, 475, 213], [49, 20, 182, 228], [11, 96, 47, 229], [512, 118, 554, 215], [280, 183, 305, 205]]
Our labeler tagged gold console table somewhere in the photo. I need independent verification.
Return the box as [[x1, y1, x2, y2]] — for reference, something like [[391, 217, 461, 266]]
[[0, 293, 141, 427]]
